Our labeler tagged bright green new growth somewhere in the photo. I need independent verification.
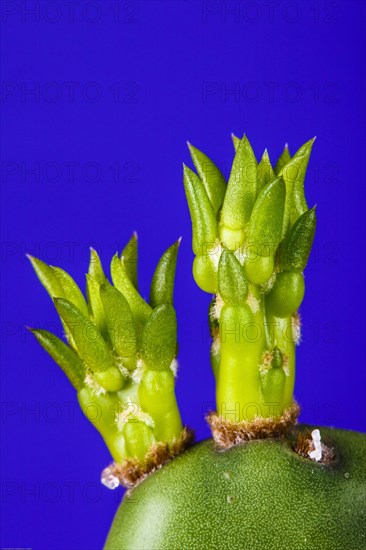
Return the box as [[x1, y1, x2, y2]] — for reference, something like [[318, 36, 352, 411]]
[[28, 237, 183, 463], [184, 135, 316, 421]]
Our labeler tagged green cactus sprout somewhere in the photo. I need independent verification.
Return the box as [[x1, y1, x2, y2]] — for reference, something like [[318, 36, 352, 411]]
[[184, 134, 316, 422], [28, 133, 366, 550], [27, 236, 186, 473]]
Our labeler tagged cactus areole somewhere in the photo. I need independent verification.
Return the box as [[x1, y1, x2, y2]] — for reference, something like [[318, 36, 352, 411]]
[[29, 135, 366, 549]]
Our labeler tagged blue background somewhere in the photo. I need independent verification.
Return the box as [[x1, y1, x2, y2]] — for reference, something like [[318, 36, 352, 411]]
[[1, 1, 365, 549]]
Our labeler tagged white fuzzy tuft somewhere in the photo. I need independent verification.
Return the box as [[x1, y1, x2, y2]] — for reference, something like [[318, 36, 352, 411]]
[[308, 429, 322, 462], [211, 336, 221, 357], [292, 313, 302, 345], [261, 270, 277, 294], [116, 399, 155, 431], [211, 240, 224, 270], [247, 292, 260, 314], [258, 350, 272, 375], [131, 358, 146, 384], [84, 372, 106, 396], [170, 358, 179, 377], [212, 294, 224, 320]]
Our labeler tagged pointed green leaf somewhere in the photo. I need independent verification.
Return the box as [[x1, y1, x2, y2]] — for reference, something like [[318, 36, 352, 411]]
[[231, 133, 241, 151], [27, 255, 76, 347], [218, 249, 248, 305], [30, 328, 85, 389], [86, 274, 107, 333], [54, 298, 114, 372], [248, 177, 286, 256], [279, 207, 317, 271], [257, 149, 275, 196], [88, 247, 106, 285], [274, 144, 291, 175], [120, 233, 138, 289], [100, 281, 137, 360], [183, 164, 217, 256], [110, 254, 152, 327], [51, 267, 88, 317], [27, 255, 64, 297], [141, 305, 177, 370], [280, 138, 315, 234], [187, 143, 226, 214], [220, 135, 258, 248], [150, 240, 180, 308]]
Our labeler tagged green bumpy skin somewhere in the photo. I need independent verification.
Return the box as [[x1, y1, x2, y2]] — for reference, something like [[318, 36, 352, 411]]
[[105, 427, 366, 550], [184, 135, 317, 420], [28, 236, 183, 464]]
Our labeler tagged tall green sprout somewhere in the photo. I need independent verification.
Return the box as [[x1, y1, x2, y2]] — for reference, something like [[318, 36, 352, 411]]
[[28, 235, 183, 463], [184, 135, 316, 421]]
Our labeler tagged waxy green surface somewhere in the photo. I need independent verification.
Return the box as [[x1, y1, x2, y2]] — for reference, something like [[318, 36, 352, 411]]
[[106, 427, 366, 550]]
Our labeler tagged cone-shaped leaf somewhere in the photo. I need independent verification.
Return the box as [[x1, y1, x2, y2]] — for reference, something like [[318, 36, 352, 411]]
[[231, 133, 241, 151], [279, 207, 316, 271], [220, 135, 258, 238], [100, 281, 137, 359], [257, 150, 275, 196], [120, 233, 138, 289], [27, 255, 77, 347], [86, 274, 107, 333], [183, 164, 217, 256], [150, 240, 180, 308], [54, 298, 114, 372], [280, 138, 315, 234], [27, 255, 64, 298], [187, 143, 226, 214], [141, 304, 177, 370], [30, 328, 85, 389], [248, 177, 286, 256], [274, 144, 291, 175], [218, 249, 248, 305], [110, 254, 152, 327], [51, 267, 88, 317], [88, 248, 105, 285], [271, 347, 283, 369]]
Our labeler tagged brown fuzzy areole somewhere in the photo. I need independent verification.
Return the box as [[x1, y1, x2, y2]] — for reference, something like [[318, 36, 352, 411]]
[[105, 427, 194, 489], [206, 402, 301, 449]]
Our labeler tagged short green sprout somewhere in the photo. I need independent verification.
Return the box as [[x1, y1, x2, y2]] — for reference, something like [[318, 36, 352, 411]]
[[184, 135, 316, 421], [28, 236, 183, 464]]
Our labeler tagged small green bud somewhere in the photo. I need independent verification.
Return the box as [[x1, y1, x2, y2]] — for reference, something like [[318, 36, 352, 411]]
[[193, 254, 218, 294], [244, 254, 274, 285], [266, 272, 305, 318], [94, 366, 125, 392]]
